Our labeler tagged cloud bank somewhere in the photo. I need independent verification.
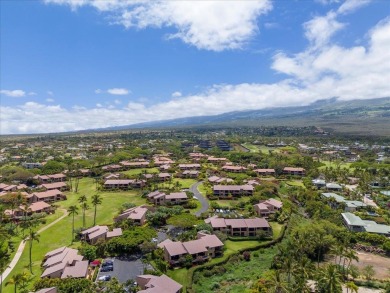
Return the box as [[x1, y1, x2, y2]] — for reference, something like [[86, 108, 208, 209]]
[[44, 0, 272, 51], [1, 1, 389, 134]]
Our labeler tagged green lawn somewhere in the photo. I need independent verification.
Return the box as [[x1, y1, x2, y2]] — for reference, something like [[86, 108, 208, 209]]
[[157, 178, 197, 190], [285, 180, 306, 189], [167, 268, 189, 290], [197, 183, 210, 197], [258, 146, 278, 155], [241, 143, 260, 153], [318, 160, 353, 171], [213, 197, 251, 208], [2, 177, 144, 293], [122, 167, 159, 176]]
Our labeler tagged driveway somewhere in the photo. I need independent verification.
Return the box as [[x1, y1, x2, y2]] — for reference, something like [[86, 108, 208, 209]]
[[190, 181, 209, 216], [97, 257, 153, 283]]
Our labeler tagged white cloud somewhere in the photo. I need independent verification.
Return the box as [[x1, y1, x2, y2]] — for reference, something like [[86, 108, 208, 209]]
[[107, 88, 130, 95], [46, 98, 55, 102], [315, 0, 340, 4], [171, 91, 182, 98], [303, 11, 345, 48], [2, 3, 389, 134], [95, 89, 102, 94], [337, 0, 371, 14], [47, 91, 54, 96], [114, 99, 121, 105], [44, 0, 272, 51], [28, 92, 37, 96], [0, 89, 26, 97], [264, 22, 279, 29]]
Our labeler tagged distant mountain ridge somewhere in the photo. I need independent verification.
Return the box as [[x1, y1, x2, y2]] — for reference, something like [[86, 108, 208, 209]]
[[102, 97, 390, 136]]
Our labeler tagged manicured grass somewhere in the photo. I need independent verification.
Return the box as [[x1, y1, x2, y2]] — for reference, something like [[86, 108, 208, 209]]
[[167, 268, 189, 290], [241, 143, 260, 153], [213, 197, 251, 208], [318, 160, 353, 171], [192, 246, 277, 293], [286, 180, 306, 188], [197, 183, 210, 197], [122, 167, 159, 176], [258, 146, 279, 155], [157, 178, 197, 190], [2, 178, 144, 293]]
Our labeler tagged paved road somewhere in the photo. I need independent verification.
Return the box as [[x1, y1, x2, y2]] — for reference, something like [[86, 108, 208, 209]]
[[0, 208, 68, 284], [190, 181, 209, 217]]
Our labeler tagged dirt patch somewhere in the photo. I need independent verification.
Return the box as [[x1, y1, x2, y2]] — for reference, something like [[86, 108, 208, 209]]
[[351, 251, 390, 280]]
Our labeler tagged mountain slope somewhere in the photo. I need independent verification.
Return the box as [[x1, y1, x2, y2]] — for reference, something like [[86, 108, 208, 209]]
[[106, 97, 390, 136]]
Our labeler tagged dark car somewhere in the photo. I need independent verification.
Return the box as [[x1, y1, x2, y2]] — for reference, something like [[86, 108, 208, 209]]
[[103, 260, 114, 266], [100, 265, 113, 272]]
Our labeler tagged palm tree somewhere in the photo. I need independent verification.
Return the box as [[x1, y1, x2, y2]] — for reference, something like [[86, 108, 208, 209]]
[[78, 195, 88, 228], [316, 264, 342, 293], [266, 270, 288, 293], [91, 194, 102, 226], [68, 205, 79, 244], [5, 272, 28, 293], [345, 281, 358, 293], [24, 230, 40, 274], [81, 202, 89, 228]]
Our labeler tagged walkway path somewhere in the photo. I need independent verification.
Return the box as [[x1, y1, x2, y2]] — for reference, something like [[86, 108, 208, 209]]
[[190, 181, 209, 216], [0, 208, 68, 284]]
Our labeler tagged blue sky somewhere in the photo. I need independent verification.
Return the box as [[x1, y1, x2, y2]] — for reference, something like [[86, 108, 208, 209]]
[[1, 0, 389, 134]]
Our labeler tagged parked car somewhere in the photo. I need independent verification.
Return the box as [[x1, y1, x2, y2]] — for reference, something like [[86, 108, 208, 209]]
[[100, 265, 113, 272], [103, 259, 114, 266], [98, 275, 111, 281]]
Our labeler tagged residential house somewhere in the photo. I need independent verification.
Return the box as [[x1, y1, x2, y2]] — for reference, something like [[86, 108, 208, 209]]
[[208, 176, 234, 184], [207, 157, 228, 164], [283, 167, 305, 176], [221, 165, 247, 173], [205, 217, 271, 237], [27, 189, 66, 203], [102, 164, 122, 172], [159, 232, 224, 265], [41, 247, 88, 279], [158, 173, 172, 182], [312, 179, 326, 189], [254, 199, 283, 217], [41, 182, 69, 191], [342, 212, 390, 236], [22, 162, 43, 169], [147, 191, 188, 205], [136, 274, 182, 293], [181, 170, 199, 178], [213, 185, 254, 197], [254, 169, 276, 176], [115, 206, 148, 225], [178, 164, 201, 170], [326, 183, 343, 191], [120, 160, 150, 169], [321, 193, 366, 212], [80, 225, 123, 244], [103, 179, 146, 189], [34, 174, 66, 184]]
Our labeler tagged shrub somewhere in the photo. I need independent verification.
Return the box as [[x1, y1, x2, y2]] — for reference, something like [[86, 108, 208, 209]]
[[243, 251, 251, 261]]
